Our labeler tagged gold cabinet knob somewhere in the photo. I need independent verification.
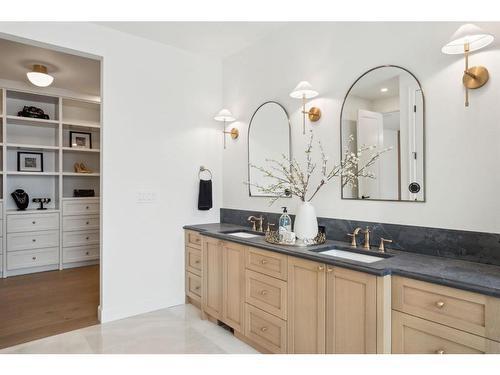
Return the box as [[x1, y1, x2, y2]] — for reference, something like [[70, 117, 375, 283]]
[[260, 259, 268, 265], [194, 260, 200, 264], [32, 256, 36, 260], [436, 349, 445, 354], [86, 251, 89, 255], [86, 221, 90, 225], [261, 327, 268, 332], [32, 221, 36, 224], [260, 290, 268, 296], [195, 286, 200, 290], [318, 265, 325, 271], [435, 301, 445, 309], [326, 266, 333, 273]]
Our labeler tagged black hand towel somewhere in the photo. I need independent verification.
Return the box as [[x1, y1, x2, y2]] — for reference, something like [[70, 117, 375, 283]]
[[198, 179, 213, 210]]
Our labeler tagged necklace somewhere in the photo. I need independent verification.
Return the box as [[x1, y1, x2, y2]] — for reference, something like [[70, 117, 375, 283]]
[[13, 190, 28, 204]]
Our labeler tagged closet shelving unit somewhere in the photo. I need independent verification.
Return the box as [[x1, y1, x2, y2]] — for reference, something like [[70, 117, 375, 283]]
[[0, 87, 101, 277]]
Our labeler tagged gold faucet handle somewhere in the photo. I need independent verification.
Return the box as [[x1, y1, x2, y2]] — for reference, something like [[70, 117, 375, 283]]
[[378, 238, 393, 252], [347, 233, 357, 247]]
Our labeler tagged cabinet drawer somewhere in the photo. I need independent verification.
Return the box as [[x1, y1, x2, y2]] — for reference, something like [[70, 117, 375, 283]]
[[7, 247, 59, 270], [0, 202, 3, 216], [245, 247, 287, 281], [392, 311, 500, 354], [392, 276, 500, 341], [63, 199, 100, 216], [63, 215, 99, 231], [63, 245, 99, 263], [245, 303, 287, 354], [0, 220, 3, 237], [186, 246, 202, 276], [186, 272, 202, 302], [245, 269, 287, 320], [63, 230, 99, 247], [185, 230, 202, 249], [7, 213, 59, 233], [7, 230, 59, 252]]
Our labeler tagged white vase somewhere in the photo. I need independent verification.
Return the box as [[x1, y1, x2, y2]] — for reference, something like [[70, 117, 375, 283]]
[[294, 201, 318, 243]]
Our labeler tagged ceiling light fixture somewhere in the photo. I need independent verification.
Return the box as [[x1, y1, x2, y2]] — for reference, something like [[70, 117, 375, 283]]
[[380, 88, 388, 93], [442, 23, 495, 107], [26, 64, 54, 87]]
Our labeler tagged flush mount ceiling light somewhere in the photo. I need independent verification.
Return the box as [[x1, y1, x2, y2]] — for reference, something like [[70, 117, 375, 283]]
[[214, 108, 238, 149], [26, 64, 54, 87], [380, 87, 388, 93], [289, 81, 321, 135], [442, 23, 495, 107]]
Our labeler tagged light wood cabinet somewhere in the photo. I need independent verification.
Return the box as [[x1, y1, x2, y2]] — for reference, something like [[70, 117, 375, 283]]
[[287, 257, 326, 354], [326, 266, 377, 353], [222, 241, 245, 333], [392, 310, 500, 354], [202, 236, 223, 319]]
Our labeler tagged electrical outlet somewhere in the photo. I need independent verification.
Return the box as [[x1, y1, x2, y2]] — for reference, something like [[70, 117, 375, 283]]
[[136, 190, 157, 203]]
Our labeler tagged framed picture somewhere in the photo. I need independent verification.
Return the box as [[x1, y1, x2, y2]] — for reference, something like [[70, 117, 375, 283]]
[[70, 131, 92, 149], [18, 152, 44, 172]]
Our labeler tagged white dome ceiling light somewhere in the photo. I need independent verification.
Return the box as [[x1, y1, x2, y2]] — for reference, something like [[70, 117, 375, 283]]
[[26, 64, 54, 87]]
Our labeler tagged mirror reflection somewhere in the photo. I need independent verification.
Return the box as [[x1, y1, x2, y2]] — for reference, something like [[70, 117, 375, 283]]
[[341, 66, 425, 201], [248, 101, 291, 197]]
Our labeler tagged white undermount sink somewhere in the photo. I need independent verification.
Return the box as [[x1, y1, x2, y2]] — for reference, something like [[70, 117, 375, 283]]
[[319, 249, 384, 263], [226, 232, 261, 238]]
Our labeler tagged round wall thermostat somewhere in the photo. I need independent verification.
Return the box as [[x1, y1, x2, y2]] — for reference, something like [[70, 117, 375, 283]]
[[408, 182, 421, 194]]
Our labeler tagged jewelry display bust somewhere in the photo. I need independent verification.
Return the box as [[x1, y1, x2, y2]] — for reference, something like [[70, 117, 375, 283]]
[[11, 189, 29, 210]]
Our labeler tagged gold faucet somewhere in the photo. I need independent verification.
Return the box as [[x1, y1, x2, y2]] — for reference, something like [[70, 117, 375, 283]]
[[247, 215, 264, 232], [347, 227, 362, 247], [378, 238, 393, 253], [361, 226, 371, 249]]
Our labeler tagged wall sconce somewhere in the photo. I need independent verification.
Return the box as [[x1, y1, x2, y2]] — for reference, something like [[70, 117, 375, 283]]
[[289, 81, 321, 134], [442, 23, 495, 107], [214, 108, 239, 149]]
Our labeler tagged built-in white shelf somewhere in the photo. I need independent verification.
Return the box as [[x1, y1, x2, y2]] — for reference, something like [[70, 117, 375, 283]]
[[62, 172, 100, 177], [62, 121, 101, 129], [62, 196, 100, 200], [62, 147, 100, 153], [6, 171, 60, 176], [6, 208, 60, 214], [6, 143, 59, 151], [6, 115, 59, 126]]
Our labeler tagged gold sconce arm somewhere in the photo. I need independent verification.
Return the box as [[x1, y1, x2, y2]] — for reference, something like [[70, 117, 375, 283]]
[[462, 42, 490, 107]]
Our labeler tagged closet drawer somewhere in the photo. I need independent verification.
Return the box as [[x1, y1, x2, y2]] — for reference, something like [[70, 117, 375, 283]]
[[246, 247, 287, 281], [186, 246, 202, 276], [0, 202, 3, 216], [392, 276, 500, 341], [7, 247, 59, 270], [245, 269, 287, 320], [63, 245, 99, 263], [63, 230, 100, 247], [392, 311, 500, 354], [186, 272, 202, 302], [185, 230, 202, 249], [7, 230, 59, 252], [63, 215, 100, 231], [7, 213, 59, 233], [244, 303, 287, 354], [63, 199, 100, 216], [0, 220, 3, 237]]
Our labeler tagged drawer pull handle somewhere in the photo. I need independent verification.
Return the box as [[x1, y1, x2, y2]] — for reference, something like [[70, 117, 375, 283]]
[[260, 290, 268, 296], [435, 301, 445, 309], [32, 221, 36, 224], [326, 266, 333, 273], [86, 206, 89, 209], [195, 238, 200, 243], [86, 252, 90, 255], [32, 256, 36, 260], [260, 259, 268, 265], [318, 265, 325, 271], [86, 237, 90, 240], [195, 286, 200, 290], [260, 327, 268, 332], [86, 221, 90, 225], [194, 260, 200, 264], [436, 349, 445, 354], [32, 239, 36, 242]]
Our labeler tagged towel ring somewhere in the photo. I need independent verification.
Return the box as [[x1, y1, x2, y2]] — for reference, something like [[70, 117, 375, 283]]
[[199, 166, 212, 180]]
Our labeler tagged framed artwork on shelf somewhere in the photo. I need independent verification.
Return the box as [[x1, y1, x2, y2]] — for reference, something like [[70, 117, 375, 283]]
[[70, 131, 92, 149], [18, 152, 44, 172]]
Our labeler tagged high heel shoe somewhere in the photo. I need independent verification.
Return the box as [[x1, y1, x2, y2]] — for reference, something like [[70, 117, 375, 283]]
[[74, 162, 93, 174]]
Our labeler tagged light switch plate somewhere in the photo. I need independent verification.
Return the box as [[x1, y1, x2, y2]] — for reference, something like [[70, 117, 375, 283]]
[[136, 190, 157, 203]]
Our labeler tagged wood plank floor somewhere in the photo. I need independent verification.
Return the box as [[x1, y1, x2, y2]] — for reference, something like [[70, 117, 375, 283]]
[[0, 265, 99, 349]]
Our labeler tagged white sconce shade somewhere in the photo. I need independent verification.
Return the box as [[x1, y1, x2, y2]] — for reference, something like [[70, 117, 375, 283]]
[[442, 23, 494, 54], [214, 108, 235, 122], [289, 81, 319, 99], [26, 64, 54, 87]]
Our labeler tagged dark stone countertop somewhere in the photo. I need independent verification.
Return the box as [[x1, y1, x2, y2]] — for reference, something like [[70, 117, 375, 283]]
[[184, 223, 500, 298]]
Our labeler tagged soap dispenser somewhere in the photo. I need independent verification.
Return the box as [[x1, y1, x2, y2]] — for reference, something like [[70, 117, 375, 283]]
[[278, 207, 292, 242]]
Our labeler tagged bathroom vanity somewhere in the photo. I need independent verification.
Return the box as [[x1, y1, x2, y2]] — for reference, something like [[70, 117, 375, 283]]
[[184, 225, 500, 354]]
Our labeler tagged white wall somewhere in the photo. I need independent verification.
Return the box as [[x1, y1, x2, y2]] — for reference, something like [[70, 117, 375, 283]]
[[222, 22, 500, 234], [0, 22, 223, 322]]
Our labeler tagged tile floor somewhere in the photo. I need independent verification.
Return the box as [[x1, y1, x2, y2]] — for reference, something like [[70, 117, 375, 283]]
[[0, 304, 258, 354]]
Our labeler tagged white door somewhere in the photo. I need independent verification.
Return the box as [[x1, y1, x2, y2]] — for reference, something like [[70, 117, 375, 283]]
[[357, 109, 383, 199]]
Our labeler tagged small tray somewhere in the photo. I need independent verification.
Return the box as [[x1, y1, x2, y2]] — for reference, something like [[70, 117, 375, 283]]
[[264, 230, 326, 247]]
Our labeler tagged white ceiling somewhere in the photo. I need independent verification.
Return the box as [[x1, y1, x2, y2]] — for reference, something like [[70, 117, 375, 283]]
[[0, 38, 100, 96], [96, 22, 287, 59]]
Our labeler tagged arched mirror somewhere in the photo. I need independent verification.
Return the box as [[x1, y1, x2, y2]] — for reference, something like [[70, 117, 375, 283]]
[[340, 65, 425, 202], [248, 101, 291, 197]]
